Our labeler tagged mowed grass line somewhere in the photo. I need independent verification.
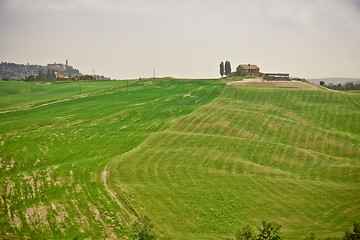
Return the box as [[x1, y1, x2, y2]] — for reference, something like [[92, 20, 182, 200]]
[[110, 84, 360, 239], [0, 80, 130, 111], [0, 78, 224, 239]]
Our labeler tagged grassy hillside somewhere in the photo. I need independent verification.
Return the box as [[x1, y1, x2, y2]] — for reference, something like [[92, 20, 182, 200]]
[[109, 84, 360, 239], [0, 81, 126, 110], [0, 79, 223, 239]]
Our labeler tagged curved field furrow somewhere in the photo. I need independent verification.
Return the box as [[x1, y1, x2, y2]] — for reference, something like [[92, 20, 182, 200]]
[[0, 79, 223, 238], [110, 84, 360, 239]]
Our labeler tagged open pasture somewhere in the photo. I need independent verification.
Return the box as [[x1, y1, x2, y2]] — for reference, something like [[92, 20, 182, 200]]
[[110, 84, 360, 239], [0, 79, 223, 239]]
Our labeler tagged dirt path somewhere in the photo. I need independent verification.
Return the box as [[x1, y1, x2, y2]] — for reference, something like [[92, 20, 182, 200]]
[[101, 161, 137, 224], [228, 78, 323, 90], [0, 86, 118, 114]]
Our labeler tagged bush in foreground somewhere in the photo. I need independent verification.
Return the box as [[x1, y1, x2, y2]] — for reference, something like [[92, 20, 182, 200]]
[[234, 221, 360, 240], [235, 220, 282, 240], [132, 216, 156, 240]]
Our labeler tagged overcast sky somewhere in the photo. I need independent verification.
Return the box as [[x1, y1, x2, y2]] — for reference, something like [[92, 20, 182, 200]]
[[1, 0, 360, 79]]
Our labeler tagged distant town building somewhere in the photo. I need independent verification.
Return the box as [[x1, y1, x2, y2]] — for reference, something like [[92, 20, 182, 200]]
[[235, 64, 261, 77], [55, 72, 69, 80]]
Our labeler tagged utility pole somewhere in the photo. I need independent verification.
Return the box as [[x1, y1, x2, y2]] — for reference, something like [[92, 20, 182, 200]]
[[182, 79, 184, 95], [31, 77, 34, 93], [153, 68, 155, 79], [235, 86, 237, 102]]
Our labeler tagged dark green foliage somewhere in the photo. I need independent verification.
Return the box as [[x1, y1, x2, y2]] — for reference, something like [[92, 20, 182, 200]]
[[225, 60, 232, 76], [220, 61, 225, 77], [344, 222, 360, 240], [46, 68, 51, 81], [132, 216, 156, 240], [235, 221, 282, 240], [323, 82, 360, 91], [37, 70, 46, 81], [50, 69, 56, 81], [304, 233, 320, 240], [320, 81, 325, 86], [78, 74, 97, 81], [257, 220, 282, 240], [24, 75, 36, 82], [235, 225, 254, 240], [234, 222, 360, 240]]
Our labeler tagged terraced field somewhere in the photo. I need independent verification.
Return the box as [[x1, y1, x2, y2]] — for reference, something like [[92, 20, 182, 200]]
[[109, 83, 360, 239], [0, 79, 223, 239]]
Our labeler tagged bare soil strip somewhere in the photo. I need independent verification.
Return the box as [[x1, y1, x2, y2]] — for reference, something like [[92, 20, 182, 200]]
[[0, 86, 118, 114], [102, 161, 137, 224], [228, 79, 323, 90]]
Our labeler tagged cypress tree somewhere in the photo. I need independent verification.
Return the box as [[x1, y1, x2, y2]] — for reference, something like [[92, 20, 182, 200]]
[[219, 61, 224, 77], [225, 61, 232, 76]]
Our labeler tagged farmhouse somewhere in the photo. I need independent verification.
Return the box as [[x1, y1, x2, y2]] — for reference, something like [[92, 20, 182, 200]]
[[235, 64, 261, 78], [232, 64, 290, 81]]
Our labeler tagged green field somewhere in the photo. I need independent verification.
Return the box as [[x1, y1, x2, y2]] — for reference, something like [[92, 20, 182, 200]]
[[0, 79, 359, 239]]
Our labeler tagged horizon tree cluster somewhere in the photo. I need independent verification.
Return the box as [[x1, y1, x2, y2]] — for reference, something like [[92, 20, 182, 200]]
[[219, 61, 232, 77]]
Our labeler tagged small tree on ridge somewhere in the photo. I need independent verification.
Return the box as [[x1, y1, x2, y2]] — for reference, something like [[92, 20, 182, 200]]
[[220, 61, 224, 77], [225, 60, 232, 76]]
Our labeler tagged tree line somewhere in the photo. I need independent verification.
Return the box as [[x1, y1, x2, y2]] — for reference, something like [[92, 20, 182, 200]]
[[220, 61, 232, 77], [23, 72, 101, 82], [24, 70, 56, 81], [320, 81, 360, 91]]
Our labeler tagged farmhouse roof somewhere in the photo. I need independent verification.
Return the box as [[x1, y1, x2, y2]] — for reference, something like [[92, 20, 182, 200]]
[[238, 64, 259, 70]]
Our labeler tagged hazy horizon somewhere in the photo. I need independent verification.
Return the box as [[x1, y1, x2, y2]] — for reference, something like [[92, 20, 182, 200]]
[[1, 0, 360, 80]]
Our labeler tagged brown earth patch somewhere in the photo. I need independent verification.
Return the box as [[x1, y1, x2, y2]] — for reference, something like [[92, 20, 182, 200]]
[[228, 80, 323, 90]]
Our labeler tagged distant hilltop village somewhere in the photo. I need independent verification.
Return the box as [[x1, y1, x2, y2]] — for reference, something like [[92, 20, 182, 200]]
[[0, 60, 110, 80], [46, 60, 81, 76]]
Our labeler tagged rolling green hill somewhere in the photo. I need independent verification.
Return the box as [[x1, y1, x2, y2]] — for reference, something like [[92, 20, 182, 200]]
[[109, 83, 360, 239], [0, 79, 359, 239], [0, 79, 223, 239]]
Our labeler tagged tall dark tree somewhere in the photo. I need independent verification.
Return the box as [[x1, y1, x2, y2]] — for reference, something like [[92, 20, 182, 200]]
[[38, 70, 45, 81], [46, 69, 51, 81], [220, 61, 224, 77], [51, 70, 56, 81], [225, 60, 232, 76]]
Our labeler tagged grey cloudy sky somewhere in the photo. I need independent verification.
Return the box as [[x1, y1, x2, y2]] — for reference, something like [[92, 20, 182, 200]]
[[1, 0, 360, 79]]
